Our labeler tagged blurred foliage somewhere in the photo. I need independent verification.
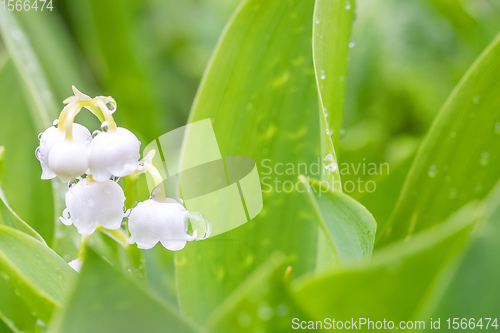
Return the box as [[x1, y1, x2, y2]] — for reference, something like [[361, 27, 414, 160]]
[[0, 0, 499, 331]]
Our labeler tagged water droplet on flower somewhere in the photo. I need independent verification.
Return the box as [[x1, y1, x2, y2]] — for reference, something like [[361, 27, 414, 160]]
[[106, 99, 117, 114], [480, 152, 490, 166], [125, 209, 132, 218], [428, 165, 437, 177], [137, 161, 145, 171], [110, 176, 120, 182], [53, 119, 59, 128], [188, 211, 212, 240], [87, 198, 95, 207], [38, 132, 43, 140], [68, 178, 80, 189], [35, 147, 42, 161], [63, 208, 71, 219], [92, 130, 101, 138], [101, 121, 109, 132]]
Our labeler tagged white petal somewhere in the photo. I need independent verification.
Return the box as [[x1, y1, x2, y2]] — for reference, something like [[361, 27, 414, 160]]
[[127, 199, 195, 251], [37, 124, 91, 180], [48, 141, 89, 182], [63, 179, 125, 235], [88, 127, 140, 181]]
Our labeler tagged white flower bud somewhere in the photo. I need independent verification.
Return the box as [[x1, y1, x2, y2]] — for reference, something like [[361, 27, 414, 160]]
[[61, 178, 125, 236], [88, 127, 141, 182], [48, 141, 89, 182], [126, 199, 196, 251], [36, 124, 91, 180]]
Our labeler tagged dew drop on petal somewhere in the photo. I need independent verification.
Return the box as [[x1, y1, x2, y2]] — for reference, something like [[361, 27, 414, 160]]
[[35, 147, 42, 161], [100, 121, 109, 132], [106, 100, 117, 114], [188, 211, 211, 240], [92, 130, 101, 138], [38, 133, 43, 140], [53, 119, 59, 128]]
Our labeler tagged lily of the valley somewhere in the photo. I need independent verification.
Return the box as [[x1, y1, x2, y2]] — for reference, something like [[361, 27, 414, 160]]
[[126, 198, 197, 250]]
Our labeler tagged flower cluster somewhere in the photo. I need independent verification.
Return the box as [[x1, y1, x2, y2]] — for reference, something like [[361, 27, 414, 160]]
[[36, 87, 200, 263]]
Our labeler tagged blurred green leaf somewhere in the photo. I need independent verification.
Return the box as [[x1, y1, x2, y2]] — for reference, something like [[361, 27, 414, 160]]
[[0, 277, 38, 333], [293, 200, 482, 326], [378, 32, 500, 247], [427, 183, 500, 319], [0, 225, 77, 323], [299, 175, 376, 269], [0, 11, 57, 131], [61, 0, 162, 142], [50, 247, 203, 333], [176, 0, 323, 322], [0, 187, 45, 244], [0, 60, 55, 245], [207, 253, 308, 333], [0, 145, 45, 243]]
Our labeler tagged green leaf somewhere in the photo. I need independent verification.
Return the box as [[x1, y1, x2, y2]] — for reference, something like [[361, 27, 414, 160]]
[[299, 175, 376, 269], [0, 146, 45, 243], [293, 200, 481, 325], [377, 32, 500, 247], [312, 0, 354, 273], [0, 225, 77, 323], [0, 276, 38, 333], [50, 247, 203, 333], [0, 11, 57, 131], [207, 253, 309, 333], [0, 187, 45, 244], [61, 0, 163, 142], [0, 61, 55, 246], [426, 182, 500, 319], [176, 0, 323, 322], [313, 0, 354, 148]]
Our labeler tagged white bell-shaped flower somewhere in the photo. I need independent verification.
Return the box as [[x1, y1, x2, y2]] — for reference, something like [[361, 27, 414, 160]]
[[61, 178, 125, 236], [48, 141, 89, 182], [36, 124, 91, 180], [126, 198, 196, 250], [88, 127, 141, 181]]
